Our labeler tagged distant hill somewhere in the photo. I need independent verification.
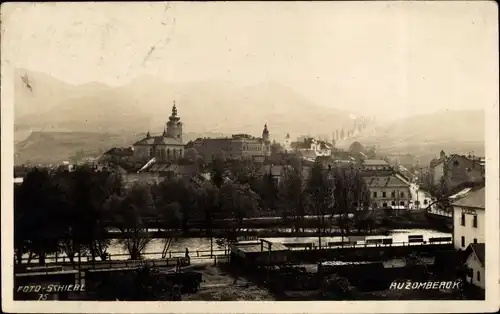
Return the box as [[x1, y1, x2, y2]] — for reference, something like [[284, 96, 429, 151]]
[[14, 131, 229, 165], [13, 69, 365, 164], [335, 109, 485, 164], [14, 131, 134, 165], [14, 69, 360, 139]]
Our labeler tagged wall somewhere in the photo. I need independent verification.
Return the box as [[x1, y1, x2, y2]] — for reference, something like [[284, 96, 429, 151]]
[[453, 206, 485, 250], [194, 138, 269, 162], [433, 162, 444, 185], [133, 145, 184, 163], [445, 156, 484, 190], [369, 186, 412, 208], [465, 252, 485, 289], [133, 146, 150, 161]]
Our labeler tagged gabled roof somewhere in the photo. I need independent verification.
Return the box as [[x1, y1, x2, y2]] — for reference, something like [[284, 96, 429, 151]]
[[444, 154, 485, 169], [103, 147, 134, 157], [133, 135, 183, 146], [148, 163, 197, 175], [452, 187, 485, 209], [363, 175, 410, 188], [465, 243, 485, 267], [363, 159, 389, 166], [430, 158, 445, 168]]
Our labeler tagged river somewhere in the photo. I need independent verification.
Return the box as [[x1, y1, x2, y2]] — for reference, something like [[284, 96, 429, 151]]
[[20, 228, 451, 264]]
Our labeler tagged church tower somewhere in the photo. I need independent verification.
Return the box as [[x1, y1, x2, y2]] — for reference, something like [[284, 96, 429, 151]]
[[166, 101, 183, 142], [262, 124, 270, 143]]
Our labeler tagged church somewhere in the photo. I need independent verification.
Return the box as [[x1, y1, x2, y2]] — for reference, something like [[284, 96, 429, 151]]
[[132, 102, 184, 163]]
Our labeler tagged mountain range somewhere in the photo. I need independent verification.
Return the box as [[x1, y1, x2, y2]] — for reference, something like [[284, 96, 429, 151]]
[[13, 69, 485, 165]]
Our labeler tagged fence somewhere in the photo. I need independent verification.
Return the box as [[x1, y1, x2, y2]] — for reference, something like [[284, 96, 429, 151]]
[[282, 235, 452, 250], [428, 208, 453, 218], [19, 248, 227, 265], [17, 257, 191, 272]]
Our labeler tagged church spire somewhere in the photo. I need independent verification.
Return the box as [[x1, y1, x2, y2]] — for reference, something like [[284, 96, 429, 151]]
[[262, 123, 270, 142], [172, 101, 177, 117], [169, 101, 180, 122]]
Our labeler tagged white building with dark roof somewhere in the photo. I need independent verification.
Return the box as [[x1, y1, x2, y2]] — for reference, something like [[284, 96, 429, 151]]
[[132, 102, 185, 163], [463, 243, 485, 289], [363, 172, 412, 208], [452, 187, 485, 250]]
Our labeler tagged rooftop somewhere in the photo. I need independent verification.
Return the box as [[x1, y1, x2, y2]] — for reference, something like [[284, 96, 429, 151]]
[[466, 243, 485, 266], [452, 187, 485, 209], [363, 175, 411, 188], [148, 163, 198, 175], [363, 159, 389, 166], [103, 147, 134, 157], [133, 136, 183, 146]]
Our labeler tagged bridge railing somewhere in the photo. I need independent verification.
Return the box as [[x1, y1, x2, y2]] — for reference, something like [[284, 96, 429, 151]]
[[283, 236, 452, 250], [17, 248, 228, 266]]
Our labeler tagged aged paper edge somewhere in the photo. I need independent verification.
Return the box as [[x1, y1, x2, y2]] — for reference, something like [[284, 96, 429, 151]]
[[1, 2, 499, 313]]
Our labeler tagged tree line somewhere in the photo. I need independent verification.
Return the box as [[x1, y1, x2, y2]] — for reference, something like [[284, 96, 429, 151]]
[[14, 158, 373, 265]]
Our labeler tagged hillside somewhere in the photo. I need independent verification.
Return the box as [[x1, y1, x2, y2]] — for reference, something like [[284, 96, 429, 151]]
[[14, 131, 230, 165], [335, 109, 485, 164], [14, 69, 360, 140], [14, 131, 135, 165]]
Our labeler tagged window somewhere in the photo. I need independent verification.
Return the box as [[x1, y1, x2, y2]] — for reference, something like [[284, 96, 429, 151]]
[[382, 202, 387, 207], [400, 201, 405, 206], [391, 191, 396, 198], [473, 215, 478, 228], [461, 236, 465, 247], [473, 238, 478, 244], [423, 199, 428, 205], [373, 192, 378, 198], [400, 192, 405, 198], [453, 160, 459, 167], [477, 271, 480, 282], [461, 213, 465, 226], [391, 201, 396, 206], [382, 192, 386, 198]]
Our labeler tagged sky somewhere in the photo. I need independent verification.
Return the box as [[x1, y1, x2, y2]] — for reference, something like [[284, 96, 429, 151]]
[[1, 1, 498, 120]]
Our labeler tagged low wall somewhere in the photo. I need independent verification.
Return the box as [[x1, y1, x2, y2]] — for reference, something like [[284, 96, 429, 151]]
[[287, 244, 453, 264]]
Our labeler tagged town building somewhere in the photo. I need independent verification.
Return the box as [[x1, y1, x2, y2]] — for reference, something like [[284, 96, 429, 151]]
[[132, 102, 185, 163], [99, 147, 134, 164], [291, 137, 334, 158], [362, 170, 412, 208], [429, 151, 485, 189], [452, 187, 485, 251], [283, 133, 292, 153], [361, 159, 392, 171], [463, 243, 485, 289], [146, 163, 199, 179], [191, 125, 271, 162]]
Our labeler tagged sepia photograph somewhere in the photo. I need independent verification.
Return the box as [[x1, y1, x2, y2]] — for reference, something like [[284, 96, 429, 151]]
[[1, 1, 499, 313]]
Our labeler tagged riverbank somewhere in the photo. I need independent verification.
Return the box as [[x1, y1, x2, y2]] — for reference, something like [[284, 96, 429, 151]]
[[179, 264, 276, 301]]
